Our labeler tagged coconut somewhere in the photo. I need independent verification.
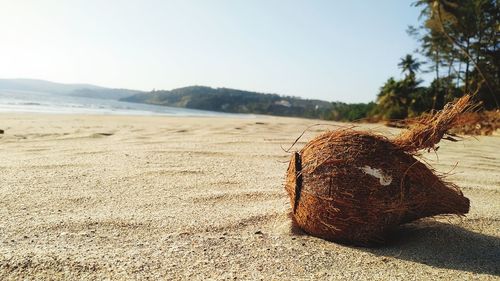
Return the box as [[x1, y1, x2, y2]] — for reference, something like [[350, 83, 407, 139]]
[[285, 95, 474, 245]]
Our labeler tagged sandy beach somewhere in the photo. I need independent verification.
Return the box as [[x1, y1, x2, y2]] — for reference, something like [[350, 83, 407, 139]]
[[0, 113, 498, 280]]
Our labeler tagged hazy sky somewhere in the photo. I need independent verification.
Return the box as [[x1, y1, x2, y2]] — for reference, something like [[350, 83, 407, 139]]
[[0, 0, 424, 103]]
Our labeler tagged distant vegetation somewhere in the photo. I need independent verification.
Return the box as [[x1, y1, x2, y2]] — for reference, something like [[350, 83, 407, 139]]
[[125, 0, 498, 122], [123, 86, 380, 121], [123, 86, 338, 119]]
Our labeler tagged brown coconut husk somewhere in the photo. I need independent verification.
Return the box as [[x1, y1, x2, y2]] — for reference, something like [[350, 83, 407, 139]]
[[393, 95, 476, 152], [285, 95, 475, 246]]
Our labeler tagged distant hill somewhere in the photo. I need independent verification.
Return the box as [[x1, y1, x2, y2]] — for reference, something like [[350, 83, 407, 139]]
[[68, 88, 144, 100], [122, 86, 335, 118], [0, 78, 143, 100], [0, 79, 375, 120]]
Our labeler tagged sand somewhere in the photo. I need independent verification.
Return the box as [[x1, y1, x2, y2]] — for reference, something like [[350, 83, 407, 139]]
[[0, 113, 498, 280]]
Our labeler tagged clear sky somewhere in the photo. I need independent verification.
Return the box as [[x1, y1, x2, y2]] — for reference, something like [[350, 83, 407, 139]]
[[0, 0, 424, 103]]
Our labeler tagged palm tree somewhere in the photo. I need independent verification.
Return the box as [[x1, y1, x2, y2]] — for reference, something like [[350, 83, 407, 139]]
[[377, 75, 424, 120], [376, 77, 407, 119], [398, 54, 421, 77]]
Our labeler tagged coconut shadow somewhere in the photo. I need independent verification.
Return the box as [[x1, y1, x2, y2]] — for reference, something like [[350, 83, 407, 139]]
[[365, 221, 500, 276]]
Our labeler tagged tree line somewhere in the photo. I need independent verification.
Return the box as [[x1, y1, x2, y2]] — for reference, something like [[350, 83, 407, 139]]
[[370, 0, 498, 121]]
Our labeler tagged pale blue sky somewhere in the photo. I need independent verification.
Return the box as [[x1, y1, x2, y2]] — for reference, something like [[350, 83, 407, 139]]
[[0, 0, 424, 103]]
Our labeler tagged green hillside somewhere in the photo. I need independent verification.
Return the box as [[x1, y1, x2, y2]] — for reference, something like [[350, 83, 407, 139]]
[[122, 86, 345, 119]]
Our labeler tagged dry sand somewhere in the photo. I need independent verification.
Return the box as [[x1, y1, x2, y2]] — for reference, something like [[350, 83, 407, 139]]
[[0, 113, 498, 280]]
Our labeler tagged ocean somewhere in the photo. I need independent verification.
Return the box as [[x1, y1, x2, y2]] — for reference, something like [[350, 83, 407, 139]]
[[0, 90, 248, 117]]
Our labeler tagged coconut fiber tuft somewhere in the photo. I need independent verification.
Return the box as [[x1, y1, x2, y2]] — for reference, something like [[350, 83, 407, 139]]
[[285, 95, 474, 246]]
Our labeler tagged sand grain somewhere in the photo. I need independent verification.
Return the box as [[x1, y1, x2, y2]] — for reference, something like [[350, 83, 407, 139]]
[[0, 114, 498, 280]]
